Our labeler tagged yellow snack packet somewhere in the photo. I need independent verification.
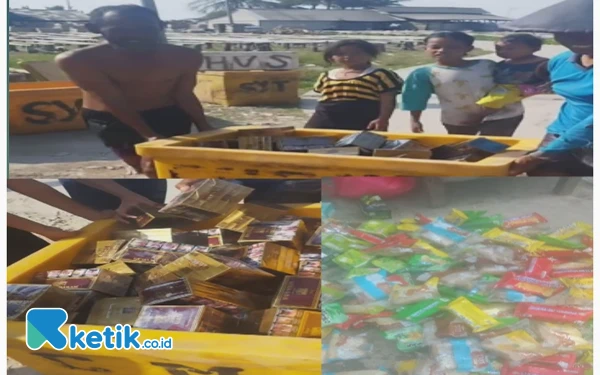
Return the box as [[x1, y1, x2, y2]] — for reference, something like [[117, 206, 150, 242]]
[[581, 350, 593, 364], [446, 296, 500, 333], [476, 84, 524, 109], [561, 277, 593, 289], [396, 359, 418, 374], [389, 277, 440, 307], [413, 240, 450, 258], [534, 322, 592, 350], [481, 330, 557, 364], [569, 287, 593, 300], [483, 228, 544, 253], [549, 222, 592, 240], [397, 223, 421, 232], [444, 208, 469, 226]]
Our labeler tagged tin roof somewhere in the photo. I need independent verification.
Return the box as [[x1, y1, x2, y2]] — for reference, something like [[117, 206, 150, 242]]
[[377, 7, 493, 15], [9, 9, 89, 22], [243, 9, 402, 22], [503, 0, 593, 33]]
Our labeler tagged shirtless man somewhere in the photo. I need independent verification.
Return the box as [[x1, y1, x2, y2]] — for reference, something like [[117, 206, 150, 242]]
[[56, 5, 211, 177]]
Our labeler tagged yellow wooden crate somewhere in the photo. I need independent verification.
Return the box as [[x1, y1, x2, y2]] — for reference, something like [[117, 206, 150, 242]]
[[135, 126, 540, 178], [194, 71, 300, 106], [7, 204, 321, 375], [9, 82, 86, 135]]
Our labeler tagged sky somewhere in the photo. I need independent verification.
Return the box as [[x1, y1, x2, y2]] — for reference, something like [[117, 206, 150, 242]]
[[9, 0, 565, 21]]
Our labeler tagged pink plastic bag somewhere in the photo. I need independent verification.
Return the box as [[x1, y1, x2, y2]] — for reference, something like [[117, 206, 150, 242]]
[[331, 177, 417, 199]]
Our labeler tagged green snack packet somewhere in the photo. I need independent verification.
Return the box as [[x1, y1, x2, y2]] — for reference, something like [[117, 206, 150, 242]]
[[407, 254, 454, 272], [537, 235, 587, 250], [322, 303, 349, 327], [322, 283, 347, 301], [358, 220, 398, 237], [333, 249, 373, 269], [372, 257, 408, 273], [323, 233, 371, 252], [394, 298, 450, 323], [348, 267, 380, 278], [394, 325, 426, 352], [494, 317, 520, 329], [360, 195, 392, 220], [438, 285, 489, 304], [481, 274, 501, 283]]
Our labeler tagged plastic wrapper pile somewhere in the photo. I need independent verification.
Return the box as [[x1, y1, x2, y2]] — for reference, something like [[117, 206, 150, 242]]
[[322, 199, 593, 375]]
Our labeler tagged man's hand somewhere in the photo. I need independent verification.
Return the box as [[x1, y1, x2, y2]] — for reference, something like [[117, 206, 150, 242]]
[[140, 157, 158, 178], [411, 120, 424, 133], [367, 119, 389, 132], [39, 227, 81, 242], [175, 179, 200, 192], [509, 154, 547, 176], [115, 195, 163, 223]]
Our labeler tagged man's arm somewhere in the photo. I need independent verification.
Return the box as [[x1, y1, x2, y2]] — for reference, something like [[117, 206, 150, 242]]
[[7, 180, 109, 221], [55, 52, 160, 140], [174, 51, 211, 132], [539, 115, 593, 154]]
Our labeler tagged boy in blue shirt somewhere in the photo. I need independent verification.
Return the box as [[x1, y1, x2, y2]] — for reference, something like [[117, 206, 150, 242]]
[[510, 32, 593, 176]]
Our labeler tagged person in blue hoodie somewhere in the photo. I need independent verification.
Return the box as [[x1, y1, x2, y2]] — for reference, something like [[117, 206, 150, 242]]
[[510, 32, 593, 176]]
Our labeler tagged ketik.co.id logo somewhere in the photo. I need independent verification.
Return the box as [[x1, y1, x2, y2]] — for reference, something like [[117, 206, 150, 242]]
[[26, 308, 169, 351]]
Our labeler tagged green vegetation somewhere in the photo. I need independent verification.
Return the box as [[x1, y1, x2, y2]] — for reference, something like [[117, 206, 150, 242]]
[[9, 52, 56, 69], [296, 47, 490, 93], [8, 47, 491, 95]]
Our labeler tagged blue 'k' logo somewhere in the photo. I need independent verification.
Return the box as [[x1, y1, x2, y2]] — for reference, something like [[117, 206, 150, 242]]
[[26, 308, 69, 350]]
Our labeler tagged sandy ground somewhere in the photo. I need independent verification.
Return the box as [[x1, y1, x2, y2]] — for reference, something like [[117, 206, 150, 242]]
[[9, 42, 568, 178]]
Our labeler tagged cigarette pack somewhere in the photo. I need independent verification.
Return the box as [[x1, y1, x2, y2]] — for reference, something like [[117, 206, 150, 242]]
[[431, 138, 509, 162], [159, 179, 254, 222], [276, 137, 336, 152], [241, 308, 321, 338], [237, 126, 295, 151], [113, 228, 175, 242], [32, 268, 133, 297], [217, 203, 288, 233], [334, 131, 387, 151], [243, 242, 300, 275], [205, 245, 248, 260], [298, 253, 322, 277], [98, 261, 136, 276], [86, 297, 142, 326], [139, 251, 275, 292], [7, 284, 78, 320], [272, 276, 321, 310], [172, 228, 240, 247], [373, 140, 432, 159], [359, 195, 392, 220], [308, 147, 361, 155], [72, 240, 127, 266], [131, 205, 196, 229], [239, 220, 307, 251], [134, 305, 235, 333], [305, 226, 322, 248], [65, 290, 102, 323], [140, 278, 271, 314], [113, 238, 195, 270]]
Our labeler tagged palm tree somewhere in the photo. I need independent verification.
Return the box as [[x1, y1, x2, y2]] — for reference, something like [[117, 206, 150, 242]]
[[189, 0, 283, 18]]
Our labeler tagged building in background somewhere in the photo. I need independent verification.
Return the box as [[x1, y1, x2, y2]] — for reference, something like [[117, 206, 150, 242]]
[[376, 7, 509, 31], [207, 9, 413, 32], [9, 8, 89, 32]]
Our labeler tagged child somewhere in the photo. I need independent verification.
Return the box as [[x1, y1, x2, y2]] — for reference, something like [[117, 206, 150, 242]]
[[477, 34, 550, 110], [402, 32, 525, 136], [305, 40, 404, 131]]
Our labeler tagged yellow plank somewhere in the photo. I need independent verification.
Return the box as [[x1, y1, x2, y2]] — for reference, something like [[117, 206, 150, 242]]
[[9, 84, 86, 135], [195, 71, 301, 106], [7, 205, 321, 375], [135, 127, 540, 178]]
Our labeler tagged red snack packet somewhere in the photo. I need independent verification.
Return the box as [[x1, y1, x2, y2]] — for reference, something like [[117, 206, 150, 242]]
[[514, 303, 593, 324], [336, 314, 369, 330], [550, 268, 593, 278], [524, 258, 553, 278], [532, 353, 577, 369], [416, 214, 432, 225], [364, 233, 417, 253], [503, 213, 548, 230], [343, 226, 386, 244], [502, 364, 584, 375], [495, 272, 564, 297], [581, 235, 592, 248]]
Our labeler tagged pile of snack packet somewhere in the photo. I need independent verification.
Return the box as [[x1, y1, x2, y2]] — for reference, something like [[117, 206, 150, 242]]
[[322, 196, 592, 375], [8, 179, 321, 339], [199, 126, 509, 162]]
